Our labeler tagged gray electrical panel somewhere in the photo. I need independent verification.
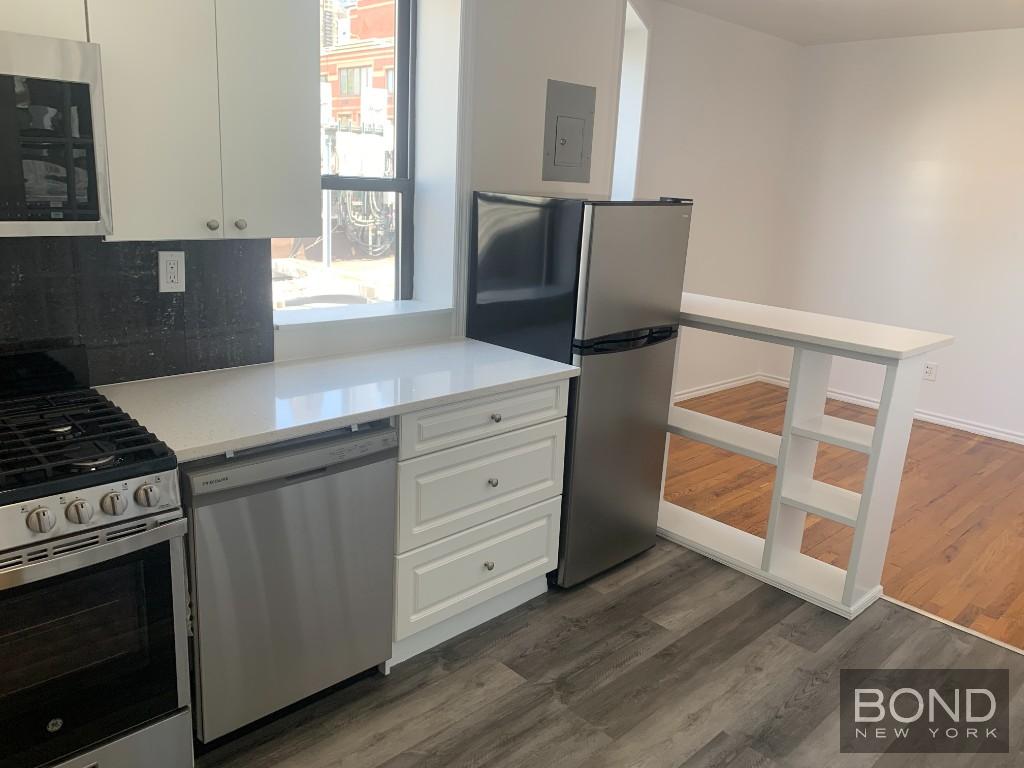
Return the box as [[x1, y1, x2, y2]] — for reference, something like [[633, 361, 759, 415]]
[[542, 79, 596, 183]]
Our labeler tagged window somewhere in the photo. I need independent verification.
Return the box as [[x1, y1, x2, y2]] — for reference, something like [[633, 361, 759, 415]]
[[338, 65, 372, 96], [273, 0, 415, 314]]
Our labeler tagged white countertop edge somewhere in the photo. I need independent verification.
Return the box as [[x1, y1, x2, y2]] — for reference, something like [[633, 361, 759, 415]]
[[99, 339, 580, 465], [680, 293, 954, 360], [679, 312, 954, 360], [170, 367, 578, 464]]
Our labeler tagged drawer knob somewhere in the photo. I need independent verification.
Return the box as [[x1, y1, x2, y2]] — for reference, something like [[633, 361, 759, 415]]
[[490, 413, 503, 423], [484, 561, 495, 571], [487, 478, 500, 488]]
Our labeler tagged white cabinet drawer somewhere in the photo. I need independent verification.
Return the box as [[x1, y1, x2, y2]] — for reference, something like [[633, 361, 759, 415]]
[[398, 420, 565, 552], [394, 497, 560, 641], [399, 380, 569, 459]]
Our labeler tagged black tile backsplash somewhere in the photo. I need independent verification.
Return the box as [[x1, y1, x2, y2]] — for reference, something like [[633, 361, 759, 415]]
[[0, 236, 273, 385], [0, 238, 78, 345]]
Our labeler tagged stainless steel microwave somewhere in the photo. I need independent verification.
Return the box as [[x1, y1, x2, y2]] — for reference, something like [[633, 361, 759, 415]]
[[0, 31, 112, 236]]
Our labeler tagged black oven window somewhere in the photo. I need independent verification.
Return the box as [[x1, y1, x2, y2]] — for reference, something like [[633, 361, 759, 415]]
[[0, 543, 180, 768], [0, 74, 100, 222]]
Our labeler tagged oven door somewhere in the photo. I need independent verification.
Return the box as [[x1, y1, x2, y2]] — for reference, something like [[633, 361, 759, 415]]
[[0, 31, 111, 236], [0, 519, 188, 768]]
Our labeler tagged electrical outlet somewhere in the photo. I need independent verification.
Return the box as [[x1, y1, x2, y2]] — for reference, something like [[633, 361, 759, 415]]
[[923, 362, 938, 382], [159, 251, 185, 293]]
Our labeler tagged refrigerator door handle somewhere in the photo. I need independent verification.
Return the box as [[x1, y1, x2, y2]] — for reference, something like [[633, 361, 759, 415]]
[[648, 325, 677, 344], [572, 325, 678, 356]]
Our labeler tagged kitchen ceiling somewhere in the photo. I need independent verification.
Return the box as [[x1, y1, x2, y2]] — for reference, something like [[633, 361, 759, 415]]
[[663, 0, 1024, 45]]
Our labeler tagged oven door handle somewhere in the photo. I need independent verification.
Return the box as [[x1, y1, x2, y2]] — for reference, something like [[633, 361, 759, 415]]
[[0, 517, 187, 590]]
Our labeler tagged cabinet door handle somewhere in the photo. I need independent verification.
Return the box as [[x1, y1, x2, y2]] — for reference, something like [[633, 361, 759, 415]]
[[483, 561, 495, 571], [490, 413, 503, 423], [234, 218, 248, 231], [206, 219, 221, 231], [487, 478, 500, 488]]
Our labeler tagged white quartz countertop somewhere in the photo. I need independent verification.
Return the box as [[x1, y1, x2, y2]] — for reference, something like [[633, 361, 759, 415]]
[[98, 340, 579, 463], [680, 293, 954, 360]]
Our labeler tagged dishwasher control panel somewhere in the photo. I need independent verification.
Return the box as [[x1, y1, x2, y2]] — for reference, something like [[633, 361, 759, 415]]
[[187, 426, 397, 497], [325, 430, 397, 464]]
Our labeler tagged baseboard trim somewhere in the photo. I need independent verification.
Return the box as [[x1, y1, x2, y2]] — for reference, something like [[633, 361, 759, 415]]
[[387, 576, 549, 669], [829, 387, 1024, 447], [678, 373, 1024, 447], [673, 373, 764, 403]]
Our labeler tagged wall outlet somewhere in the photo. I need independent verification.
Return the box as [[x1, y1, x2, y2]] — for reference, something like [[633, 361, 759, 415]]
[[923, 362, 938, 382], [159, 251, 185, 293]]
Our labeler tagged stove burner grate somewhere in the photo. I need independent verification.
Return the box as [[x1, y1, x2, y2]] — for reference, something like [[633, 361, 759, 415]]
[[0, 389, 174, 506]]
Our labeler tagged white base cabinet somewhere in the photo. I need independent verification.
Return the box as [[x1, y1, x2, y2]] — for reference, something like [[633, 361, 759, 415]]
[[399, 380, 569, 459], [392, 382, 569, 660], [397, 419, 565, 551], [394, 497, 560, 640]]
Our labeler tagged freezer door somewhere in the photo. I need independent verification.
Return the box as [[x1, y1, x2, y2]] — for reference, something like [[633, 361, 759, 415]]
[[557, 335, 677, 587], [576, 202, 691, 341], [467, 192, 584, 363]]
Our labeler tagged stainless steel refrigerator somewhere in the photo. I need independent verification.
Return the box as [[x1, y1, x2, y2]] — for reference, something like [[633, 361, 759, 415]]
[[467, 193, 693, 587]]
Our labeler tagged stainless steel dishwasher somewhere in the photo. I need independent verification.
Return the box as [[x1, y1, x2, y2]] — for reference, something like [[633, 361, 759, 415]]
[[184, 422, 397, 742]]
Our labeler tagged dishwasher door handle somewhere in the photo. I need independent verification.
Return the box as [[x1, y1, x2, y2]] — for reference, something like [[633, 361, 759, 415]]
[[283, 466, 330, 484]]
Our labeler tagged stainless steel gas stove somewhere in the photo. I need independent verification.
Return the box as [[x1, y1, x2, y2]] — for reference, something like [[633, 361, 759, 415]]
[[0, 349, 193, 768]]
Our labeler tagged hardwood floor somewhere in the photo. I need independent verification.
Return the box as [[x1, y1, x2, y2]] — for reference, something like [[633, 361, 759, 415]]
[[197, 542, 1024, 768], [664, 381, 1024, 649]]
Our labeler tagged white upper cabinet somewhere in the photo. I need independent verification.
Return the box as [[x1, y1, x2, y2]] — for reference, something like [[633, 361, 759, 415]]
[[1, 0, 87, 40], [89, 0, 321, 240], [215, 0, 321, 239], [88, 0, 223, 241]]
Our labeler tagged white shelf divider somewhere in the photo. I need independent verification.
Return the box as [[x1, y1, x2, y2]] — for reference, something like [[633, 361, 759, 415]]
[[791, 414, 875, 454], [780, 477, 861, 527], [660, 298, 949, 621], [658, 500, 764, 571], [658, 501, 878, 619], [667, 407, 781, 465]]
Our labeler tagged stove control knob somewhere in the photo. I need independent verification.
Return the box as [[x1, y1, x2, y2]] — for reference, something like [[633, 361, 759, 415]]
[[26, 507, 57, 534], [100, 491, 129, 516], [134, 484, 161, 508], [65, 499, 95, 524]]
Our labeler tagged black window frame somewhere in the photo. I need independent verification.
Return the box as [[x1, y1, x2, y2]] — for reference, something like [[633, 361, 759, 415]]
[[322, 0, 416, 300]]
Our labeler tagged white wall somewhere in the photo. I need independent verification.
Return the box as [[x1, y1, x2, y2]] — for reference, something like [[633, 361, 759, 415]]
[[785, 29, 1024, 440], [468, 0, 626, 197], [610, 5, 648, 200], [632, 3, 800, 395], [413, 0, 463, 307], [633, 6, 1024, 440], [1, 0, 87, 40]]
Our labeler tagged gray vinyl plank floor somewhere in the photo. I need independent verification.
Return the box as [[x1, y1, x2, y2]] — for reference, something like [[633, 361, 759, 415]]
[[197, 540, 1024, 768]]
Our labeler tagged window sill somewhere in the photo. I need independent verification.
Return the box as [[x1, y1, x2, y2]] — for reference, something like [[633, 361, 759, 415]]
[[272, 300, 455, 362], [273, 300, 452, 329]]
